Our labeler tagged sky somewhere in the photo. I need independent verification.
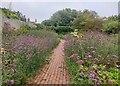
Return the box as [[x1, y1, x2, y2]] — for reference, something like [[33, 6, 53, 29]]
[[1, 0, 119, 23]]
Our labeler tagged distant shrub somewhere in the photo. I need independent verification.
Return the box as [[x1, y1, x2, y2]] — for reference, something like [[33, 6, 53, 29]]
[[44, 26, 56, 31], [35, 24, 44, 30], [102, 20, 120, 34], [54, 26, 73, 34], [44, 26, 73, 34]]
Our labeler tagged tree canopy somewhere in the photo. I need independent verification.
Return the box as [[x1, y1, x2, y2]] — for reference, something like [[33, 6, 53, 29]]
[[41, 8, 78, 26]]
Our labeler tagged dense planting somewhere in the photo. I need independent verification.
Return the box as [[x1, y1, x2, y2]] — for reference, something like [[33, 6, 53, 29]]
[[64, 31, 119, 85], [1, 7, 120, 85], [1, 24, 59, 85]]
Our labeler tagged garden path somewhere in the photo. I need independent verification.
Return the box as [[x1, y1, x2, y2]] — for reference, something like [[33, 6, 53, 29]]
[[28, 40, 70, 84]]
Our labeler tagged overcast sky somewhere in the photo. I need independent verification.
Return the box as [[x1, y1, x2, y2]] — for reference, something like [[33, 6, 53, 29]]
[[1, 0, 119, 23]]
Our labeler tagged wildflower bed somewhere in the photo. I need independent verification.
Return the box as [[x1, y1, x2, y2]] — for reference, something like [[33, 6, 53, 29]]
[[2, 28, 59, 85], [64, 31, 119, 85]]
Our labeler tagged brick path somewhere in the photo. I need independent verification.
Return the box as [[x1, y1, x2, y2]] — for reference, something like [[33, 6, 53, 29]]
[[28, 40, 70, 84]]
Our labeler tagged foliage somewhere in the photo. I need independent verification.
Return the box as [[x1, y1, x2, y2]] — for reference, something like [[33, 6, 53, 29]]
[[1, 8, 26, 22], [41, 8, 78, 26], [64, 31, 119, 84], [15, 26, 29, 35], [2, 25, 59, 85], [54, 26, 73, 34], [72, 10, 103, 31], [35, 23, 45, 30], [108, 15, 118, 21], [44, 26, 73, 34], [71, 29, 79, 38], [101, 20, 120, 34]]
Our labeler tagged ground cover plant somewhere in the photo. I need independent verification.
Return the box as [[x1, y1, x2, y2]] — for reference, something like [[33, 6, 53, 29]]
[[1, 23, 59, 85], [64, 31, 119, 85]]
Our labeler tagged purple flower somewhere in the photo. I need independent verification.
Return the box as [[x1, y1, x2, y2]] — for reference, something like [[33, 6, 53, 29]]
[[89, 73, 95, 79], [108, 80, 114, 84], [76, 60, 84, 64], [10, 80, 15, 85], [88, 55, 92, 58], [77, 56, 80, 60], [68, 55, 74, 59], [73, 54, 78, 56], [9, 64, 13, 67], [93, 58, 98, 61]]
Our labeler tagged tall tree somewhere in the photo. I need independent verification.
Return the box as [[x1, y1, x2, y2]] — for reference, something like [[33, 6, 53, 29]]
[[41, 8, 78, 26]]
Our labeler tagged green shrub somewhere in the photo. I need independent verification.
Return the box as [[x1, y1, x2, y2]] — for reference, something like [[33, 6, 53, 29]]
[[44, 26, 73, 34], [54, 26, 73, 34], [102, 20, 120, 34]]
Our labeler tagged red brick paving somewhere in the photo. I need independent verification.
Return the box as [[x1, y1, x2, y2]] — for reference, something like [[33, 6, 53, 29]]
[[28, 40, 71, 84]]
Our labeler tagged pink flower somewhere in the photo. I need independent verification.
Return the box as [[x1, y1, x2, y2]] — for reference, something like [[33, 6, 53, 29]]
[[88, 55, 92, 58], [73, 54, 78, 56], [93, 58, 98, 61], [77, 56, 80, 60], [10, 80, 15, 85], [89, 73, 95, 79], [108, 80, 114, 84], [68, 55, 74, 59], [76, 60, 84, 64], [9, 64, 13, 67]]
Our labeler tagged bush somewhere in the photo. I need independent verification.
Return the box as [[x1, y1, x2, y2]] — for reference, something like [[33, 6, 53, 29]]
[[102, 20, 120, 34], [54, 26, 73, 34], [72, 12, 103, 31], [44, 26, 73, 34]]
